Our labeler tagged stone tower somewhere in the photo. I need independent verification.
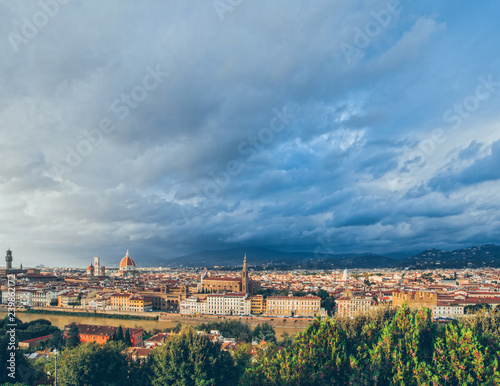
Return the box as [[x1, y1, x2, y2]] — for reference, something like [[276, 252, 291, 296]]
[[94, 257, 101, 276], [5, 249, 12, 270], [242, 254, 249, 294]]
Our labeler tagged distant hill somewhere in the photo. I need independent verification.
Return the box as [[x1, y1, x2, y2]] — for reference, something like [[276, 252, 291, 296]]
[[401, 244, 500, 269], [165, 247, 309, 267], [165, 247, 398, 269], [163, 244, 500, 269]]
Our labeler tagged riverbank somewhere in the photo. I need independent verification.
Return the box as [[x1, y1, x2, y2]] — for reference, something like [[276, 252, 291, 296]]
[[24, 308, 159, 321], [0, 309, 313, 337], [2, 305, 315, 330]]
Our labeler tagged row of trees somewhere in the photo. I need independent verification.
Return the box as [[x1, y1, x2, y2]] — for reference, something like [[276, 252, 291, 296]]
[[0, 317, 63, 384], [195, 320, 278, 344], [5, 306, 500, 385], [243, 305, 500, 385]]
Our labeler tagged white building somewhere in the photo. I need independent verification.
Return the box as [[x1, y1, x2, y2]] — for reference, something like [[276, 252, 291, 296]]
[[180, 296, 207, 315], [94, 257, 101, 276], [31, 289, 59, 307], [433, 302, 464, 319], [180, 293, 251, 316], [206, 293, 251, 315]]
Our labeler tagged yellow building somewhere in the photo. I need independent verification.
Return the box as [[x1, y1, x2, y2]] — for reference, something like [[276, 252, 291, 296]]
[[266, 295, 321, 317], [110, 293, 153, 312], [58, 292, 79, 307], [250, 295, 266, 315], [110, 293, 132, 310], [336, 292, 373, 317], [129, 296, 153, 312]]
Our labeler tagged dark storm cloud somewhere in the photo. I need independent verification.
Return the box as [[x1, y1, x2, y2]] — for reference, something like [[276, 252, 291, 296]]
[[1, 0, 500, 266]]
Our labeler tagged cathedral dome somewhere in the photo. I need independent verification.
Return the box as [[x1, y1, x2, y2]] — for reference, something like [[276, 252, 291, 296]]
[[119, 250, 136, 271]]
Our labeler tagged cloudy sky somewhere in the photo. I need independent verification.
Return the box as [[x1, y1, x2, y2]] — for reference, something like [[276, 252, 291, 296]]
[[1, 1, 500, 267]]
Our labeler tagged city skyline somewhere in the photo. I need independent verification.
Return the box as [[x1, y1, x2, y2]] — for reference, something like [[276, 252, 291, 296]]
[[1, 1, 500, 267]]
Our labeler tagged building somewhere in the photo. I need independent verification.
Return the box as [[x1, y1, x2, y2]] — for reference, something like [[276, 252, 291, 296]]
[[64, 324, 143, 347], [0, 249, 27, 278], [206, 293, 251, 315], [179, 296, 207, 315], [86, 256, 105, 277], [58, 292, 79, 307], [266, 295, 321, 317], [119, 250, 137, 276], [18, 335, 53, 349], [250, 295, 266, 315], [180, 293, 251, 315], [129, 296, 153, 312], [336, 292, 373, 318], [32, 289, 59, 307], [433, 301, 464, 319], [6, 249, 12, 270], [198, 254, 260, 295], [94, 256, 101, 276], [392, 290, 438, 310], [110, 293, 152, 312], [143, 332, 169, 348]]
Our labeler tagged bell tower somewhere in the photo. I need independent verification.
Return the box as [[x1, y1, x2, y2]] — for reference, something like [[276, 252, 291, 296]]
[[5, 249, 12, 270], [242, 254, 249, 294]]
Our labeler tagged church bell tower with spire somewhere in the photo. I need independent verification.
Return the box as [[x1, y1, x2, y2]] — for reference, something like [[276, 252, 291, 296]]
[[242, 254, 250, 294]]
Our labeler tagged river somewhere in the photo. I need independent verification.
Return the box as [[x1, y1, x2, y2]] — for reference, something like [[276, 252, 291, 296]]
[[0, 311, 304, 338]]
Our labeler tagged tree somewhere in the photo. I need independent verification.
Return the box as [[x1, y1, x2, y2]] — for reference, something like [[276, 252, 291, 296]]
[[196, 320, 252, 342], [47, 329, 64, 350], [66, 323, 80, 348], [426, 321, 500, 385], [124, 328, 131, 346], [58, 341, 128, 386], [315, 289, 336, 316], [464, 303, 492, 314], [150, 327, 237, 385], [172, 322, 182, 333], [242, 318, 349, 385], [0, 335, 39, 384], [278, 331, 293, 348], [315, 289, 329, 302], [366, 305, 435, 385], [232, 343, 253, 379], [252, 323, 276, 344], [116, 326, 124, 342]]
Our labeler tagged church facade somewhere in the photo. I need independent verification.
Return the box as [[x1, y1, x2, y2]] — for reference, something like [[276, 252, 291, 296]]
[[198, 254, 260, 295]]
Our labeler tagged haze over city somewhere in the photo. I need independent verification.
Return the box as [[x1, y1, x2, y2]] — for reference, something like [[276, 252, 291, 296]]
[[1, 1, 500, 267]]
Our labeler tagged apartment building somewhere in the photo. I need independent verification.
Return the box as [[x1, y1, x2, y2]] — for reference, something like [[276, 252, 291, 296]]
[[179, 296, 207, 315], [58, 292, 79, 307], [64, 324, 144, 347], [206, 293, 251, 315], [250, 295, 266, 315], [433, 301, 464, 319], [109, 293, 152, 312], [336, 293, 373, 317], [265, 295, 321, 317]]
